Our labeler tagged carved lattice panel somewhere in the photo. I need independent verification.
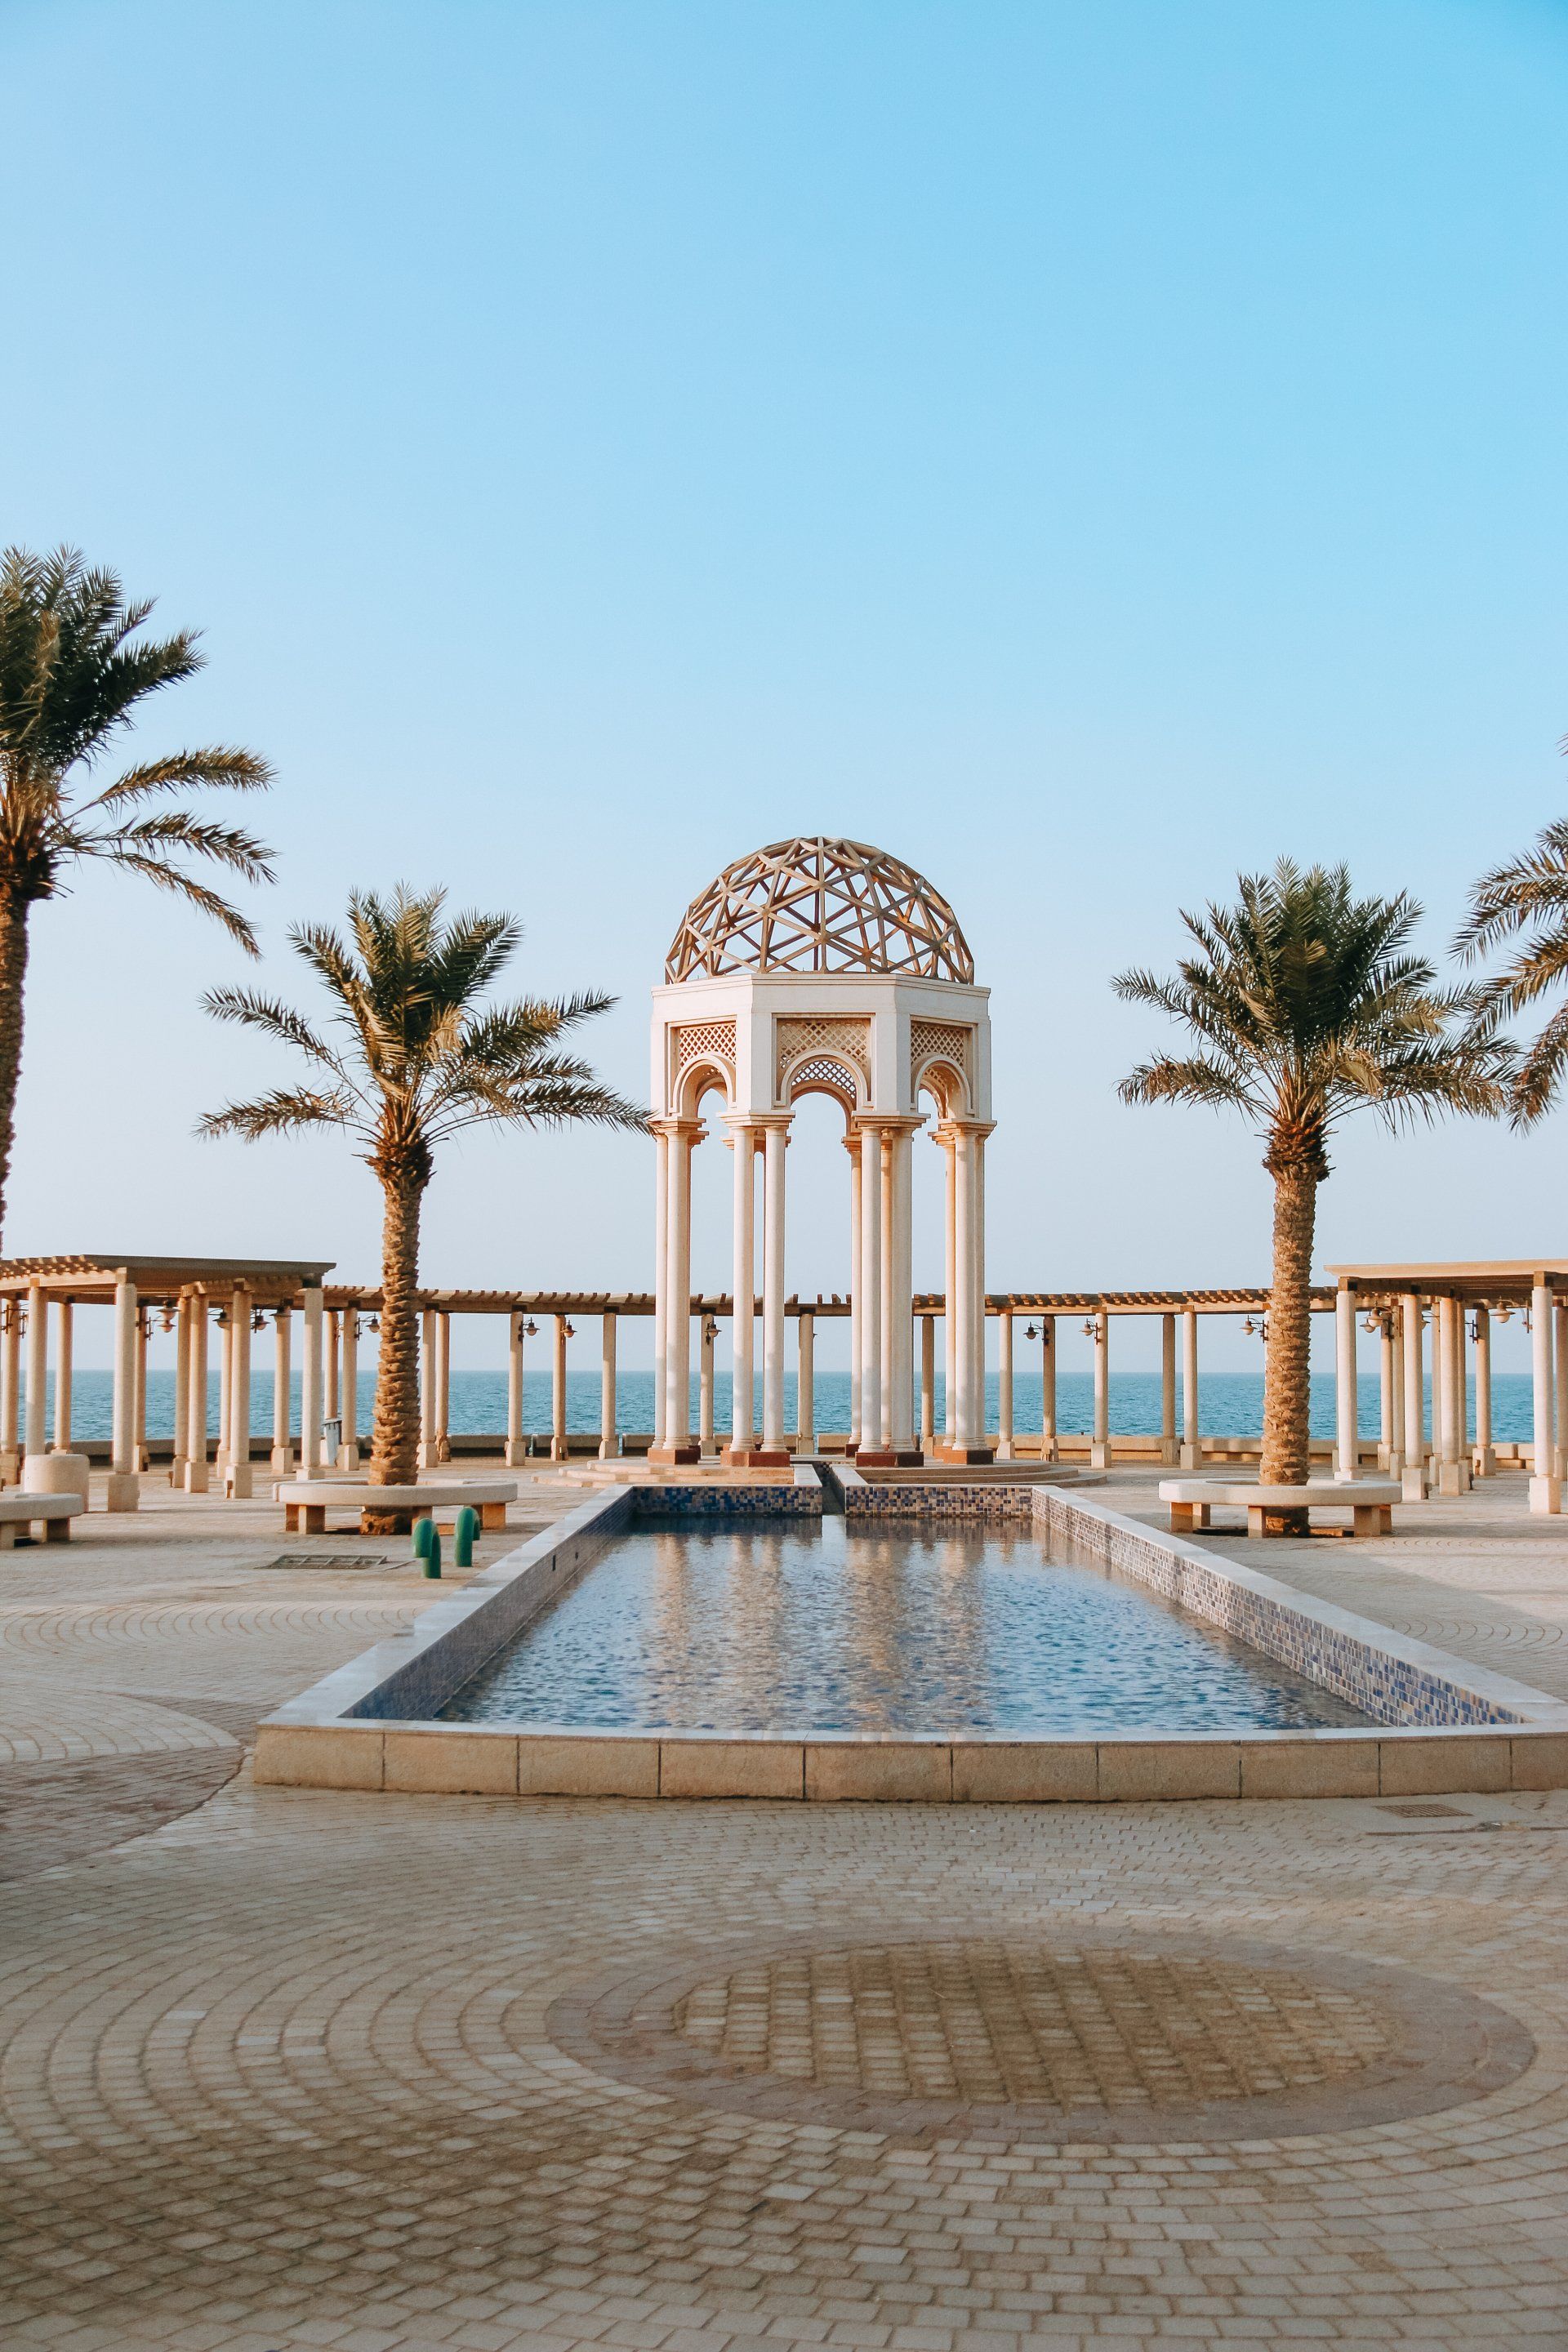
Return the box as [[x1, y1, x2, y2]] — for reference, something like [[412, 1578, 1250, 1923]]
[[911, 1018, 971, 1107], [785, 1055, 862, 1107], [776, 1017, 871, 1098], [674, 1019, 737, 1084], [666, 838, 974, 982]]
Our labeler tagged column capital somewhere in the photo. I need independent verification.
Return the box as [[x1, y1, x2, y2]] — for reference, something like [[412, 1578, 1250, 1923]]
[[651, 1115, 706, 1143], [851, 1111, 924, 1136]]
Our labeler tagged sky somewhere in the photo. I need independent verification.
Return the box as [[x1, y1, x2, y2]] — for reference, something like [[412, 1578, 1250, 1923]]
[[3, 0, 1566, 1375]]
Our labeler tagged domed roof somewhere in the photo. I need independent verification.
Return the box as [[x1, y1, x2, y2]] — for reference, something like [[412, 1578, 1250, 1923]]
[[666, 837, 974, 984]]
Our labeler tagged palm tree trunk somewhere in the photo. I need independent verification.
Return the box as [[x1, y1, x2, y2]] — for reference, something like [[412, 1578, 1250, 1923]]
[[0, 893, 32, 1254], [368, 1172, 425, 1495], [1260, 1166, 1317, 1527]]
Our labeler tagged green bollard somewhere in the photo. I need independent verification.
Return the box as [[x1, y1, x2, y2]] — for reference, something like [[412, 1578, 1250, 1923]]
[[423, 1527, 443, 1579], [412, 1515, 435, 1564], [452, 1506, 479, 1569]]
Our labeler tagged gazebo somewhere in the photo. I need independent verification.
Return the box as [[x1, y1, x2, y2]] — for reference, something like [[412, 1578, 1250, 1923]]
[[650, 837, 994, 1467]]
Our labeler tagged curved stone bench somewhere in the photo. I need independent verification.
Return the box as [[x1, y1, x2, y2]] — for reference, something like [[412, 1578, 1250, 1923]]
[[1158, 1478, 1401, 1539], [277, 1478, 517, 1536], [0, 1492, 83, 1548]]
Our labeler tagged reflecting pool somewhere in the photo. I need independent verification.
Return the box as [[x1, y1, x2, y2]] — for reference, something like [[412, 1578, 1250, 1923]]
[[441, 1519, 1370, 1735]]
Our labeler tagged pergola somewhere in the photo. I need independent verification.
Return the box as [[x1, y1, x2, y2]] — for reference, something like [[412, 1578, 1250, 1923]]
[[0, 1255, 333, 1509]]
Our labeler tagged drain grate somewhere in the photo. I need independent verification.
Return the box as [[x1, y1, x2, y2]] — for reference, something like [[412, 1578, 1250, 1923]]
[[1377, 1802, 1466, 1819], [264, 1553, 393, 1570]]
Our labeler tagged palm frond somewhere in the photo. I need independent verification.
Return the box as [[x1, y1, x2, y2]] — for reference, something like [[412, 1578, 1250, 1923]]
[[78, 746, 274, 809], [95, 853, 262, 953], [196, 1085, 359, 1142], [86, 810, 276, 885]]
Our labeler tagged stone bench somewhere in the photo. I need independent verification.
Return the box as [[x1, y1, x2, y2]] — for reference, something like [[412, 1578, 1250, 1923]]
[[1157, 1478, 1402, 1539], [276, 1479, 517, 1536], [0, 1492, 83, 1548]]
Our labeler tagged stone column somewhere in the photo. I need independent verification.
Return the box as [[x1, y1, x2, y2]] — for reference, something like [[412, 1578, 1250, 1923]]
[[186, 1303, 210, 1492], [0, 1301, 20, 1484], [942, 1132, 956, 1443], [226, 1289, 252, 1497], [341, 1311, 359, 1468], [761, 1121, 788, 1459], [550, 1314, 569, 1462], [1090, 1307, 1110, 1470], [996, 1309, 1014, 1461], [1473, 1306, 1494, 1477], [1401, 1294, 1427, 1501], [1378, 1314, 1395, 1471], [1436, 1297, 1459, 1492], [699, 1313, 716, 1453], [657, 1120, 698, 1463], [726, 1122, 756, 1463], [970, 1132, 989, 1453], [653, 1129, 669, 1450], [1180, 1307, 1200, 1470], [1531, 1280, 1560, 1513], [171, 1299, 190, 1490], [53, 1301, 73, 1451], [271, 1308, 292, 1475], [21, 1282, 47, 1485], [215, 1309, 232, 1481], [325, 1311, 340, 1434], [848, 1136, 862, 1449], [1334, 1285, 1358, 1482], [797, 1310, 816, 1452], [889, 1129, 916, 1459], [1388, 1305, 1405, 1478], [506, 1312, 527, 1467], [419, 1307, 437, 1469], [1160, 1312, 1178, 1467], [949, 1129, 973, 1452], [856, 1122, 884, 1456], [301, 1286, 324, 1483], [434, 1312, 452, 1463], [920, 1315, 935, 1450], [105, 1280, 140, 1511], [1556, 1299, 1568, 1483], [600, 1312, 617, 1459], [1040, 1315, 1058, 1463], [1446, 1298, 1472, 1494]]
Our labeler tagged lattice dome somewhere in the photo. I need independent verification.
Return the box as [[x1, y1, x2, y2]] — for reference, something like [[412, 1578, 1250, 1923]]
[[666, 838, 974, 983]]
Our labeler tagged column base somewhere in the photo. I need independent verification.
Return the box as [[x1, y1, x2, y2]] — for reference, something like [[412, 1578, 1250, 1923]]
[[225, 1464, 253, 1499], [169, 1453, 188, 1489], [184, 1460, 210, 1494], [270, 1446, 294, 1476], [103, 1471, 140, 1512], [929, 1441, 997, 1466], [339, 1443, 360, 1471], [418, 1441, 440, 1469], [1472, 1446, 1496, 1477], [505, 1440, 528, 1468], [648, 1441, 701, 1467], [1179, 1441, 1203, 1470], [1437, 1460, 1472, 1496], [1530, 1474, 1561, 1515], [1401, 1464, 1428, 1501], [0, 1450, 18, 1488], [996, 1439, 1014, 1463], [724, 1447, 791, 1468], [1159, 1439, 1179, 1467], [1089, 1441, 1111, 1469]]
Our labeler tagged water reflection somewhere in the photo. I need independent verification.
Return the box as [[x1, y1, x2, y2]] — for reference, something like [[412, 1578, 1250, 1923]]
[[443, 1521, 1370, 1735]]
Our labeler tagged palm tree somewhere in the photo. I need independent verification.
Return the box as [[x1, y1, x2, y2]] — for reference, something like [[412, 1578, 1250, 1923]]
[[0, 546, 274, 1245], [1454, 815, 1568, 1124], [1114, 860, 1508, 1526], [198, 886, 646, 1515]]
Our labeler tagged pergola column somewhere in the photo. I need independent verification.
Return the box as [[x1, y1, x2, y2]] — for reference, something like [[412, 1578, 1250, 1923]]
[[1090, 1307, 1110, 1470], [1040, 1314, 1058, 1463], [135, 1307, 149, 1472], [22, 1281, 47, 1484], [551, 1313, 569, 1462], [434, 1311, 452, 1463], [53, 1302, 73, 1452], [1473, 1305, 1494, 1477], [1530, 1278, 1559, 1513], [1556, 1298, 1568, 1484], [1180, 1308, 1200, 1470], [171, 1298, 191, 1490], [848, 1136, 863, 1447], [969, 1130, 989, 1451], [185, 1303, 210, 1492], [106, 1280, 140, 1512], [1160, 1312, 1177, 1467], [941, 1132, 956, 1443], [341, 1310, 359, 1468], [920, 1315, 935, 1451], [653, 1129, 669, 1450], [1401, 1293, 1427, 1501], [760, 1120, 789, 1459], [699, 1312, 716, 1453], [419, 1308, 437, 1469], [797, 1310, 816, 1452], [325, 1310, 341, 1440], [1, 1301, 21, 1484], [271, 1307, 292, 1475], [301, 1285, 324, 1481], [654, 1118, 700, 1464], [855, 1120, 884, 1457], [600, 1312, 617, 1460], [1440, 1297, 1471, 1494], [724, 1120, 757, 1465], [885, 1125, 916, 1459], [1378, 1313, 1395, 1472], [226, 1287, 252, 1498], [996, 1309, 1014, 1461], [506, 1312, 527, 1467], [1334, 1284, 1358, 1482], [215, 1307, 232, 1480]]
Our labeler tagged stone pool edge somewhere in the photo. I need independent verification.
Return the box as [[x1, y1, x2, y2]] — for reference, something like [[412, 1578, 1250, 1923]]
[[253, 1479, 1568, 1802]]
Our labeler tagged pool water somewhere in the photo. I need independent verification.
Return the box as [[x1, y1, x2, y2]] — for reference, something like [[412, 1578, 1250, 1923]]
[[441, 1519, 1370, 1735]]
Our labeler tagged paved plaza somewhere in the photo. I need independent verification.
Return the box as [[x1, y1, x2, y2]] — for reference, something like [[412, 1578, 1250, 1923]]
[[6, 1472, 1568, 2350]]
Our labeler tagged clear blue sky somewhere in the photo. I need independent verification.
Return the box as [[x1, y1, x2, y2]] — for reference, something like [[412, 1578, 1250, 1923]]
[[5, 0, 1566, 1372]]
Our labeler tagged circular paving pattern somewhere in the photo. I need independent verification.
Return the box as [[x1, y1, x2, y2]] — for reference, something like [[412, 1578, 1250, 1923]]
[[550, 1931, 1535, 2144]]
